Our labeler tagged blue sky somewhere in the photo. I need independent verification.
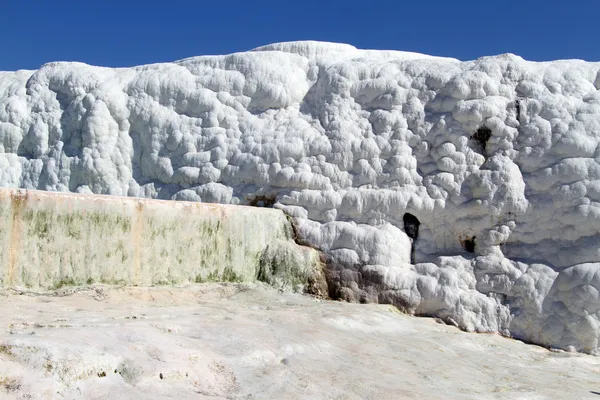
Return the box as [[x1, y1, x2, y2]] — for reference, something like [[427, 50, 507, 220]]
[[2, 0, 599, 70]]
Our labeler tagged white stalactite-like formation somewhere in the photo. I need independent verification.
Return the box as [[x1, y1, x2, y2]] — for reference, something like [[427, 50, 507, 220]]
[[2, 41, 600, 353]]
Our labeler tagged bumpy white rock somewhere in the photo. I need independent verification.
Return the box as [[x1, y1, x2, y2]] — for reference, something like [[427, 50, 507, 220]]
[[2, 41, 600, 353]]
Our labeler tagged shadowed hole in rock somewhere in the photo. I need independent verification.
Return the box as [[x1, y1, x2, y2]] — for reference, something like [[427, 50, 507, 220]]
[[247, 194, 276, 208], [460, 236, 476, 253], [403, 213, 420, 264], [470, 126, 492, 156]]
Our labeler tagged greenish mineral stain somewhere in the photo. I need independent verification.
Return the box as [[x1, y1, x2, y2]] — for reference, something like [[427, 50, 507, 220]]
[[30, 210, 51, 239], [53, 277, 76, 290], [194, 268, 243, 284], [10, 199, 307, 291], [221, 267, 243, 283]]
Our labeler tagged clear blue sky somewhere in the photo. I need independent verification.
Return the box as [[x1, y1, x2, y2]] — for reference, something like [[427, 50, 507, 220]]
[[2, 0, 599, 71]]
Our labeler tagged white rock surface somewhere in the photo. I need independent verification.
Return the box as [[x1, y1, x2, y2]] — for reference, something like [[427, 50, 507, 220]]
[[0, 284, 600, 400], [2, 41, 600, 353]]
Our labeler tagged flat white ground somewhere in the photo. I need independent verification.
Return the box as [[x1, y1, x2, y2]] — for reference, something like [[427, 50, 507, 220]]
[[0, 284, 598, 400]]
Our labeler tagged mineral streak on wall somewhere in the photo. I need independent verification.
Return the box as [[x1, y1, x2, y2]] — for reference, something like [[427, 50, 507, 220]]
[[0, 188, 324, 291]]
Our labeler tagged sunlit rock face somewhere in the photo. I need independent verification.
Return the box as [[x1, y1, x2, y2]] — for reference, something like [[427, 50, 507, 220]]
[[2, 41, 600, 353], [0, 188, 326, 293]]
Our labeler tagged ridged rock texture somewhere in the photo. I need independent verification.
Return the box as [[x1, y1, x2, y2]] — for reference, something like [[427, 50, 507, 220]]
[[1, 41, 600, 353]]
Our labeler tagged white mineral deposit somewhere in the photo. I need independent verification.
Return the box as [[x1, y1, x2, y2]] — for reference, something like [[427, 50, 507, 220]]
[[2, 41, 600, 398]]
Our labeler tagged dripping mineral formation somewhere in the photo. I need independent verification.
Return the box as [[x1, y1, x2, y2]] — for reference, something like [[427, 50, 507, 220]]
[[1, 41, 600, 353]]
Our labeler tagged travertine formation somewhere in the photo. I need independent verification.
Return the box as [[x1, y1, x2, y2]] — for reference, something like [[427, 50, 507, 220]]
[[0, 188, 324, 292], [2, 41, 600, 352]]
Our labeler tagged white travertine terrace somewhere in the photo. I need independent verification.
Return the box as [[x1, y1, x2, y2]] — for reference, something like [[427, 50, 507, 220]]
[[2, 41, 600, 353]]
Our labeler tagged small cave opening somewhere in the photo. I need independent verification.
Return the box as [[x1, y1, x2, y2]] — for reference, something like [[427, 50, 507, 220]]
[[515, 99, 521, 123], [460, 236, 476, 253], [470, 126, 492, 156], [247, 194, 276, 208], [403, 213, 420, 264]]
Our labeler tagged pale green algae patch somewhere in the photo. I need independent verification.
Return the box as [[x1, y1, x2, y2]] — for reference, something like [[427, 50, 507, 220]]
[[0, 189, 326, 293]]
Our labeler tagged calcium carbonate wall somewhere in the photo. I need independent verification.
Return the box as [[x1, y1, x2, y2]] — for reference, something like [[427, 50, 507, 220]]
[[3, 41, 600, 353], [0, 188, 324, 291]]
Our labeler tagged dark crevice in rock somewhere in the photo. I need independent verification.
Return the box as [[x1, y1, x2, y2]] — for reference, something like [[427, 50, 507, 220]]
[[285, 214, 309, 247], [403, 213, 420, 264], [460, 236, 477, 253], [470, 126, 492, 156], [280, 214, 329, 298], [247, 194, 276, 208]]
